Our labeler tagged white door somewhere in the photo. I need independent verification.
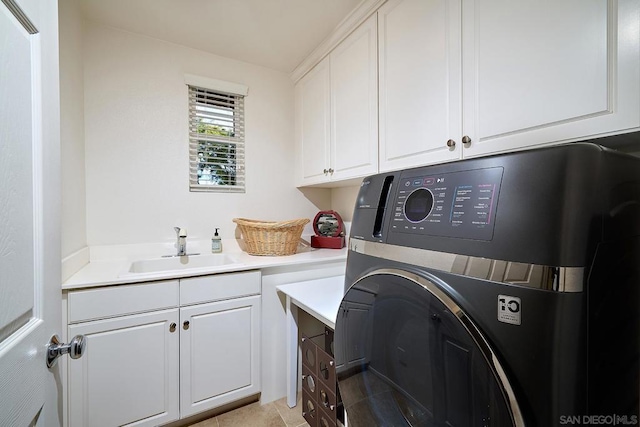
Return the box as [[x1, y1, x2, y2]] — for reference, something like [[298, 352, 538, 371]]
[[0, 0, 62, 425]]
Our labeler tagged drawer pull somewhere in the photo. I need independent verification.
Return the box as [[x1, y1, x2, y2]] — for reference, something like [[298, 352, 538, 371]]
[[183, 320, 190, 330], [169, 323, 176, 332]]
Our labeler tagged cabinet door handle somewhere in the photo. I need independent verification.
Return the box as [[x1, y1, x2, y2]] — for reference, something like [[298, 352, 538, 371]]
[[169, 323, 176, 333], [328, 168, 334, 174], [446, 139, 456, 148], [462, 135, 472, 146], [323, 168, 328, 175], [183, 320, 190, 330]]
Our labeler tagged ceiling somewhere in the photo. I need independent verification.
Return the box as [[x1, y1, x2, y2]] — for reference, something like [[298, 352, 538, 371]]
[[80, 0, 363, 74]]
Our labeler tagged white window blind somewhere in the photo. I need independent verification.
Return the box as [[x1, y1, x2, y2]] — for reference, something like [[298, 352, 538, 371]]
[[188, 85, 245, 192]]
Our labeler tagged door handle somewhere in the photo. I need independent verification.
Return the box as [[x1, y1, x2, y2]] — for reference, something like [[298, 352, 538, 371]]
[[46, 334, 86, 368]]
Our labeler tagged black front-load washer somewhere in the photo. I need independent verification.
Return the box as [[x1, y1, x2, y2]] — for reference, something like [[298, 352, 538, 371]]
[[334, 142, 640, 426]]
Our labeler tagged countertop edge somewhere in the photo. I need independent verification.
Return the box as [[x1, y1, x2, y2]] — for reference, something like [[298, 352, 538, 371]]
[[62, 248, 348, 291], [276, 275, 345, 329]]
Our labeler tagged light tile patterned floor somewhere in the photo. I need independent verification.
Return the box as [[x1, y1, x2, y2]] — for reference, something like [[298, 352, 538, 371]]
[[188, 394, 308, 427]]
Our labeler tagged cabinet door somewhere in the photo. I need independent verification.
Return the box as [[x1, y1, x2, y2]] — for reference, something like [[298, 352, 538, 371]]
[[330, 15, 378, 181], [68, 309, 179, 427], [378, 0, 462, 172], [295, 57, 331, 186], [343, 303, 371, 371], [180, 295, 261, 417], [335, 301, 371, 371], [462, 0, 640, 158]]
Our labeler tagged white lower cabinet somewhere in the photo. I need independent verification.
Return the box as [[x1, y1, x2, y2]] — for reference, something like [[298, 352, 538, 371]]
[[66, 271, 261, 427], [68, 309, 180, 427], [179, 295, 261, 418]]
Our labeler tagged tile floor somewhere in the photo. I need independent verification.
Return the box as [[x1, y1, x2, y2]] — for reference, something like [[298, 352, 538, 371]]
[[188, 394, 308, 427]]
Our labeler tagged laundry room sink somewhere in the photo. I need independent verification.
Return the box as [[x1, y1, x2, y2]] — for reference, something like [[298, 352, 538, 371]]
[[127, 254, 241, 274]]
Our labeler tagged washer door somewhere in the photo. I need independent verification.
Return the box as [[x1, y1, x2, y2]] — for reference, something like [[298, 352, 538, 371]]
[[335, 269, 522, 427]]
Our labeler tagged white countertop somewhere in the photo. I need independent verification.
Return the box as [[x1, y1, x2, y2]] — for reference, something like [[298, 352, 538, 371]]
[[63, 241, 347, 290], [276, 275, 345, 329]]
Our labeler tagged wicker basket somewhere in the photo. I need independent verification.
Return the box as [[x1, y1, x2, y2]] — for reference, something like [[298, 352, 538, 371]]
[[233, 218, 310, 256]]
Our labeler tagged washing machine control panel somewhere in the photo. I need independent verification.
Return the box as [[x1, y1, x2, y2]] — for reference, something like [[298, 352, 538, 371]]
[[391, 167, 503, 241]]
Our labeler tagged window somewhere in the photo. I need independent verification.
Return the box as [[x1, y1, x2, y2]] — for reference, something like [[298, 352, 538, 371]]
[[188, 83, 246, 192]]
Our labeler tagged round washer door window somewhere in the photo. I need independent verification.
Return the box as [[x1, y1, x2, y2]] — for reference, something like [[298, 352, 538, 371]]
[[334, 270, 518, 427]]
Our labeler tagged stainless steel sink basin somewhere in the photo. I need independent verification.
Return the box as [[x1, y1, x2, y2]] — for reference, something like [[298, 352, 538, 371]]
[[127, 254, 240, 274]]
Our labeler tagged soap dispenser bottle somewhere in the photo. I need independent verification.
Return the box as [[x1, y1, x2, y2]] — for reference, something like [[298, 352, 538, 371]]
[[211, 228, 222, 253]]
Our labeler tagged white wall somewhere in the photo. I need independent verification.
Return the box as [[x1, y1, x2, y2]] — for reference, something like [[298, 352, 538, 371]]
[[59, 0, 87, 258], [330, 185, 359, 221], [83, 24, 330, 246]]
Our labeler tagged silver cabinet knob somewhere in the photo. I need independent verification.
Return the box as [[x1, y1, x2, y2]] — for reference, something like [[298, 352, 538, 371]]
[[323, 169, 328, 175], [446, 139, 456, 148], [183, 320, 190, 330], [47, 334, 86, 368], [328, 168, 334, 174], [462, 135, 472, 146]]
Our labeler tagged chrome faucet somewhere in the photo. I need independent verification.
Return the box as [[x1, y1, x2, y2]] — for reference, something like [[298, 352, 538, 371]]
[[174, 227, 187, 256]]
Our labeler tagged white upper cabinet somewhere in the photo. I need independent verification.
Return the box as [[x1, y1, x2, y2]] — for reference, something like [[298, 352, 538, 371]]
[[330, 15, 378, 181], [378, 0, 462, 172], [295, 57, 331, 185], [295, 15, 378, 186], [463, 0, 640, 157], [379, 0, 640, 170], [295, 0, 639, 178]]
